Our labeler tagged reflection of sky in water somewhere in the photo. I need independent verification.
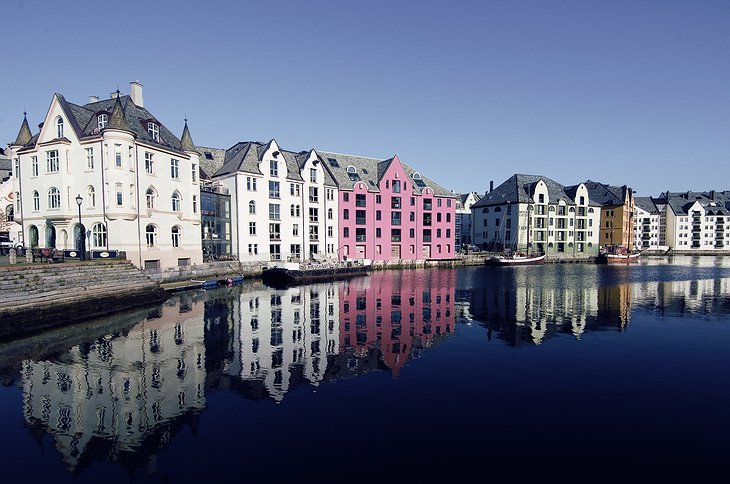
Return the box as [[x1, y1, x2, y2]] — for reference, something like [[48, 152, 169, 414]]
[[1, 258, 730, 480]]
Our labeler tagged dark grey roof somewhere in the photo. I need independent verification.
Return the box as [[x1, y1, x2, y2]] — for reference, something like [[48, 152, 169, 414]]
[[105, 95, 132, 133], [180, 120, 197, 153], [583, 180, 629, 206], [661, 191, 730, 216], [214, 141, 262, 177], [12, 114, 32, 146], [473, 174, 580, 208], [634, 197, 658, 214], [280, 150, 305, 182], [197, 146, 226, 179]]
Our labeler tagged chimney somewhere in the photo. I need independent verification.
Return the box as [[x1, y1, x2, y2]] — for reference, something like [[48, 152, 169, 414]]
[[130, 81, 143, 107], [489, 180, 494, 193], [89, 95, 99, 103]]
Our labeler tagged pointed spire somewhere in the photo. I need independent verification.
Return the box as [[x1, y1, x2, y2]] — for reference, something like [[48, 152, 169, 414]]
[[106, 92, 132, 132], [13, 112, 32, 146], [180, 118, 197, 153]]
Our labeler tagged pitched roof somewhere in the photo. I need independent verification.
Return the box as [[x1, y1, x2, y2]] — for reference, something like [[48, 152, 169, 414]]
[[634, 196, 658, 214], [180, 120, 197, 153], [472, 174, 579, 208], [106, 94, 132, 132], [197, 146, 226, 179], [583, 180, 630, 206], [661, 191, 730, 216], [13, 113, 33, 146]]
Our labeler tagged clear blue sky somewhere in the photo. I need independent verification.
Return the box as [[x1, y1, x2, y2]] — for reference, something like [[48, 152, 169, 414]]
[[2, 0, 728, 197]]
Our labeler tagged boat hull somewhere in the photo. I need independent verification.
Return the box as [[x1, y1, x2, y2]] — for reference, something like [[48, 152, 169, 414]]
[[261, 265, 371, 287], [485, 254, 546, 266], [596, 253, 641, 264]]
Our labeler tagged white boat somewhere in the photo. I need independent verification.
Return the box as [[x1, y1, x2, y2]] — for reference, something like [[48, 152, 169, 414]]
[[486, 253, 546, 266]]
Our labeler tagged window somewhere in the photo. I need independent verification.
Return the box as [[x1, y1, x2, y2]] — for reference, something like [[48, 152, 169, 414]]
[[5, 205, 13, 222], [437, 213, 442, 223], [171, 226, 182, 248], [356, 194, 366, 207], [192, 195, 197, 213], [145, 152, 154, 174], [355, 210, 366, 225], [392, 180, 401, 193], [291, 183, 300, 196], [269, 223, 281, 240], [148, 122, 159, 142], [343, 227, 350, 238], [171, 158, 179, 179], [376, 228, 382, 238], [249, 222, 256, 235], [115, 144, 122, 167], [423, 229, 432, 242], [391, 197, 401, 209], [249, 200, 256, 215], [269, 181, 280, 198], [116, 183, 123, 206], [87, 186, 96, 208], [309, 186, 319, 203], [270, 159, 278, 177], [410, 197, 415, 206], [328, 208, 333, 220], [146, 224, 157, 247], [343, 193, 349, 202], [410, 228, 415, 238], [146, 188, 156, 209], [447, 199, 451, 208], [48, 187, 61, 209], [47, 150, 59, 173], [328, 226, 333, 237], [56, 117, 64, 138], [248, 244, 258, 255], [310, 168, 317, 183], [31, 156, 39, 176], [424, 198, 432, 210], [85, 148, 94, 170], [247, 177, 257, 191], [293, 224, 299, 236], [172, 192, 181, 212], [270, 244, 281, 260], [310, 207, 319, 223], [191, 163, 197, 182], [269, 203, 280, 220], [437, 199, 442, 207], [391, 229, 401, 242], [343, 209, 349, 220], [376, 195, 382, 204], [376, 210, 382, 221], [356, 228, 366, 242], [33, 191, 40, 211], [391, 211, 401, 225], [290, 204, 300, 217], [92, 223, 107, 248], [97, 113, 108, 130]]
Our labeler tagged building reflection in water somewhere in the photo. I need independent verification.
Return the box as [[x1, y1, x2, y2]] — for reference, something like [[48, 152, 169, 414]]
[[19, 292, 208, 474]]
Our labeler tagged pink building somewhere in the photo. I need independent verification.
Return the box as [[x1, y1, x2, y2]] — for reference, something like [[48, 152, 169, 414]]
[[319, 152, 456, 261]]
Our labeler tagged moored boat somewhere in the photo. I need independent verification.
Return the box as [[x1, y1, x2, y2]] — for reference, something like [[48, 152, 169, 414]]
[[596, 246, 641, 264], [486, 253, 546, 266], [261, 261, 371, 287]]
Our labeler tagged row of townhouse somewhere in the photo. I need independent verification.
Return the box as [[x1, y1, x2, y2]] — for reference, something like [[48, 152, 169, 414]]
[[5, 82, 456, 269], [468, 174, 637, 259], [633, 191, 730, 251]]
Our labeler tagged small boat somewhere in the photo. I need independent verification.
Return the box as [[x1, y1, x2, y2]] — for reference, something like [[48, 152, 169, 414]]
[[486, 252, 546, 266], [596, 246, 641, 264], [261, 261, 371, 288]]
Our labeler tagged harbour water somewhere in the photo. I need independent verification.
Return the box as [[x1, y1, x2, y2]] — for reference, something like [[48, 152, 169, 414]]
[[1, 256, 729, 480]]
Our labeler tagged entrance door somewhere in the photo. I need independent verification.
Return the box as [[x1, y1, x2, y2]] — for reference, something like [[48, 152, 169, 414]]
[[391, 244, 401, 259], [45, 224, 56, 248], [355, 245, 365, 258], [422, 244, 431, 258]]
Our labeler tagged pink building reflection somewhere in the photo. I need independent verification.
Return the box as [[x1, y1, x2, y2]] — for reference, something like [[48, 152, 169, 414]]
[[338, 269, 457, 376]]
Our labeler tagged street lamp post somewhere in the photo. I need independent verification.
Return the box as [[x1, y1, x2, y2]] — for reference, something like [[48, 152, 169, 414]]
[[75, 194, 85, 261]]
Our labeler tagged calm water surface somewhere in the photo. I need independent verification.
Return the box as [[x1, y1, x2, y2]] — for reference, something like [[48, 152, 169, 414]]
[[1, 256, 730, 480]]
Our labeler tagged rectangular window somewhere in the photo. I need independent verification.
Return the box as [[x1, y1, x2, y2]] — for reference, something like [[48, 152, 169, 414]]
[[270, 244, 281, 260], [343, 227, 350, 238], [269, 224, 281, 240], [410, 197, 415, 206], [391, 229, 401, 242], [392, 180, 401, 193], [144, 152, 154, 174], [47, 150, 59, 173], [356, 210, 366, 225], [309, 186, 319, 203], [31, 156, 39, 176], [309, 207, 319, 223], [115, 144, 122, 167], [376, 228, 382, 238], [270, 159, 278, 177], [376, 195, 382, 204], [343, 192, 349, 202], [171, 158, 179, 179], [191, 163, 197, 182], [424, 198, 432, 210], [291, 183, 301, 196], [269, 203, 280, 220], [328, 226, 333, 237], [391, 211, 401, 225], [115, 183, 123, 206], [343, 209, 349, 220], [310, 168, 317, 182], [269, 181, 280, 198], [356, 194, 366, 207], [356, 228, 366, 242], [192, 195, 197, 213], [293, 224, 299, 236], [249, 222, 256, 235], [85, 149, 94, 170], [376, 210, 382, 221], [247, 177, 257, 191], [310, 225, 319, 241], [437, 198, 442, 207], [423, 229, 432, 242], [391, 197, 401, 209]]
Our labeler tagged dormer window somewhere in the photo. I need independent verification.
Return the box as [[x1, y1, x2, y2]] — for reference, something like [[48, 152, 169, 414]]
[[56, 117, 64, 138], [148, 122, 159, 142], [346, 165, 356, 174], [412, 172, 422, 180], [98, 113, 108, 130]]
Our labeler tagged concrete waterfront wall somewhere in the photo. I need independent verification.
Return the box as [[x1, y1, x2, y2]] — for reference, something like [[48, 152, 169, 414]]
[[143, 260, 266, 283]]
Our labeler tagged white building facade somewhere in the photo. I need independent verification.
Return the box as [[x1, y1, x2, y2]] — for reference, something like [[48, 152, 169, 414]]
[[213, 140, 339, 263], [633, 196, 662, 251], [455, 191, 480, 251], [8, 82, 202, 269]]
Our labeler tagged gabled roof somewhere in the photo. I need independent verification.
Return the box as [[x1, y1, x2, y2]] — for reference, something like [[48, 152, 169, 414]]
[[661, 191, 730, 216], [634, 196, 658, 214], [196, 146, 226, 178], [472, 174, 579, 208]]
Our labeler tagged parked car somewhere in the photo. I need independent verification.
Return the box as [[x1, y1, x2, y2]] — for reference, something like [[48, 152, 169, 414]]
[[463, 244, 481, 253], [0, 233, 23, 255]]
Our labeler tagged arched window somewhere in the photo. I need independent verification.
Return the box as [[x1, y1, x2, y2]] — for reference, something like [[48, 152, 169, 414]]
[[290, 204, 295, 217], [5, 204, 13, 222], [87, 186, 96, 208], [33, 191, 40, 211], [588, 208, 595, 213], [249, 200, 256, 215], [346, 165, 356, 174], [482, 208, 489, 213], [328, 208, 333, 220], [28, 225, 39, 248], [171, 191, 181, 212], [494, 206, 501, 212], [171, 226, 181, 248], [146, 224, 157, 247], [412, 172, 421, 180], [146, 187, 156, 209], [56, 117, 64, 138], [48, 187, 60, 209], [92, 223, 107, 248], [97, 113, 108, 130]]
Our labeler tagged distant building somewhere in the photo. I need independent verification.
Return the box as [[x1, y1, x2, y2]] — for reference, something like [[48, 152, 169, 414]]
[[0, 148, 21, 246], [653, 190, 730, 251], [321, 152, 456, 261], [7, 82, 202, 269], [455, 191, 480, 250], [633, 196, 661, 250], [471, 174, 601, 260], [583, 181, 635, 249]]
